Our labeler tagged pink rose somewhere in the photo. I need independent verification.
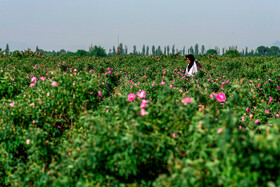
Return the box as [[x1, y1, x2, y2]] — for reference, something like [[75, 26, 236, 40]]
[[98, 91, 102, 98], [265, 110, 270, 114], [217, 128, 223, 133], [128, 93, 136, 101], [139, 108, 148, 116], [182, 98, 192, 104], [31, 76, 37, 83], [137, 90, 146, 99], [216, 93, 226, 102], [29, 83, 36, 88], [51, 81, 58, 87]]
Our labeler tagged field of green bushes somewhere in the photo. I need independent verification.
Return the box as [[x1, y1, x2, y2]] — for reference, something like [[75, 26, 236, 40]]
[[1, 51, 280, 186]]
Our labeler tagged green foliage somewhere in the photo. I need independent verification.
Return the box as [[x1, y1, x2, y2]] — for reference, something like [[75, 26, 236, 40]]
[[89, 46, 107, 57], [76, 49, 88, 57], [1, 54, 280, 186], [225, 49, 240, 57], [206, 49, 217, 55]]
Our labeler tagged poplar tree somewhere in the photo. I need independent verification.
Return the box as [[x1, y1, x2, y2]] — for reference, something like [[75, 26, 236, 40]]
[[142, 45, 145, 56], [194, 43, 199, 55], [117, 43, 124, 55], [189, 46, 194, 54], [152, 45, 155, 56], [112, 46, 116, 56], [245, 47, 248, 56], [125, 45, 128, 55], [5, 44, 9, 55], [201, 45, 205, 54], [133, 45, 137, 55], [167, 46, 170, 55], [172, 45, 175, 54], [157, 46, 162, 55], [215, 46, 220, 55], [146, 46, 149, 56]]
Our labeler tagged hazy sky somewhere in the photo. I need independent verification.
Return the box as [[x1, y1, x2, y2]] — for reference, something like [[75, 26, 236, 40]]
[[0, 0, 279, 52]]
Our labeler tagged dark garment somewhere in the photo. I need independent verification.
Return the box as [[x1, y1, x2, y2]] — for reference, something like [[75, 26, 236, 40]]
[[196, 61, 202, 69]]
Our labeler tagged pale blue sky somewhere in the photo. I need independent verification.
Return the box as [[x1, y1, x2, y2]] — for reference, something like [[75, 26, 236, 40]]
[[0, 0, 279, 52]]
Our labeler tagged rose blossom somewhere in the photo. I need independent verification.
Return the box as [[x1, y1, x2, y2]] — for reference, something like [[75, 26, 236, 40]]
[[216, 93, 226, 102]]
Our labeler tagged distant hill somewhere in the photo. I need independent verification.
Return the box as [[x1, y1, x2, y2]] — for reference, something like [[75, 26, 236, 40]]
[[272, 40, 280, 47]]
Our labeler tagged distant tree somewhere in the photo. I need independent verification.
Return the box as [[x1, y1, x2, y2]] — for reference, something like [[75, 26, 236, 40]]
[[215, 46, 220, 55], [241, 49, 245, 56], [182, 46, 185, 55], [172, 45, 175, 54], [76, 49, 88, 57], [89, 43, 93, 51], [142, 45, 145, 56], [206, 49, 217, 55], [117, 43, 124, 55], [152, 45, 156, 56], [146, 46, 149, 56], [245, 47, 248, 56], [36, 46, 39, 52], [125, 45, 128, 55], [256, 46, 270, 56], [270, 46, 280, 56], [201, 45, 205, 55], [164, 46, 167, 55], [176, 49, 182, 56], [194, 43, 199, 55], [133, 45, 137, 55], [112, 46, 116, 56], [5, 44, 9, 55], [250, 49, 255, 56], [0, 48, 4, 57], [189, 46, 194, 54], [167, 45, 170, 55], [157, 46, 162, 55], [51, 50, 57, 56], [108, 48, 112, 56], [67, 51, 75, 56], [225, 50, 240, 57], [59, 49, 66, 55], [89, 46, 107, 57], [229, 46, 237, 50]]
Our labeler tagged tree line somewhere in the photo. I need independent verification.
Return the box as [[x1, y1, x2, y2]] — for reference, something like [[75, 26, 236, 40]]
[[1, 43, 280, 57]]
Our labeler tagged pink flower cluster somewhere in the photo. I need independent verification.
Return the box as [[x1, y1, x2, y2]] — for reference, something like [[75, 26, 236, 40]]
[[127, 91, 149, 116]]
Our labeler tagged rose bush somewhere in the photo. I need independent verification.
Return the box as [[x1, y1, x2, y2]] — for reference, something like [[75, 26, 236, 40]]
[[0, 52, 280, 186]]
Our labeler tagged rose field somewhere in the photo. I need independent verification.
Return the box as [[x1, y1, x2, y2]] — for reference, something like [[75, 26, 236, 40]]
[[1, 51, 280, 186]]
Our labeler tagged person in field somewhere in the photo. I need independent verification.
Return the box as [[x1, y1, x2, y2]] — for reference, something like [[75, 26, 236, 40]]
[[185, 54, 202, 77]]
